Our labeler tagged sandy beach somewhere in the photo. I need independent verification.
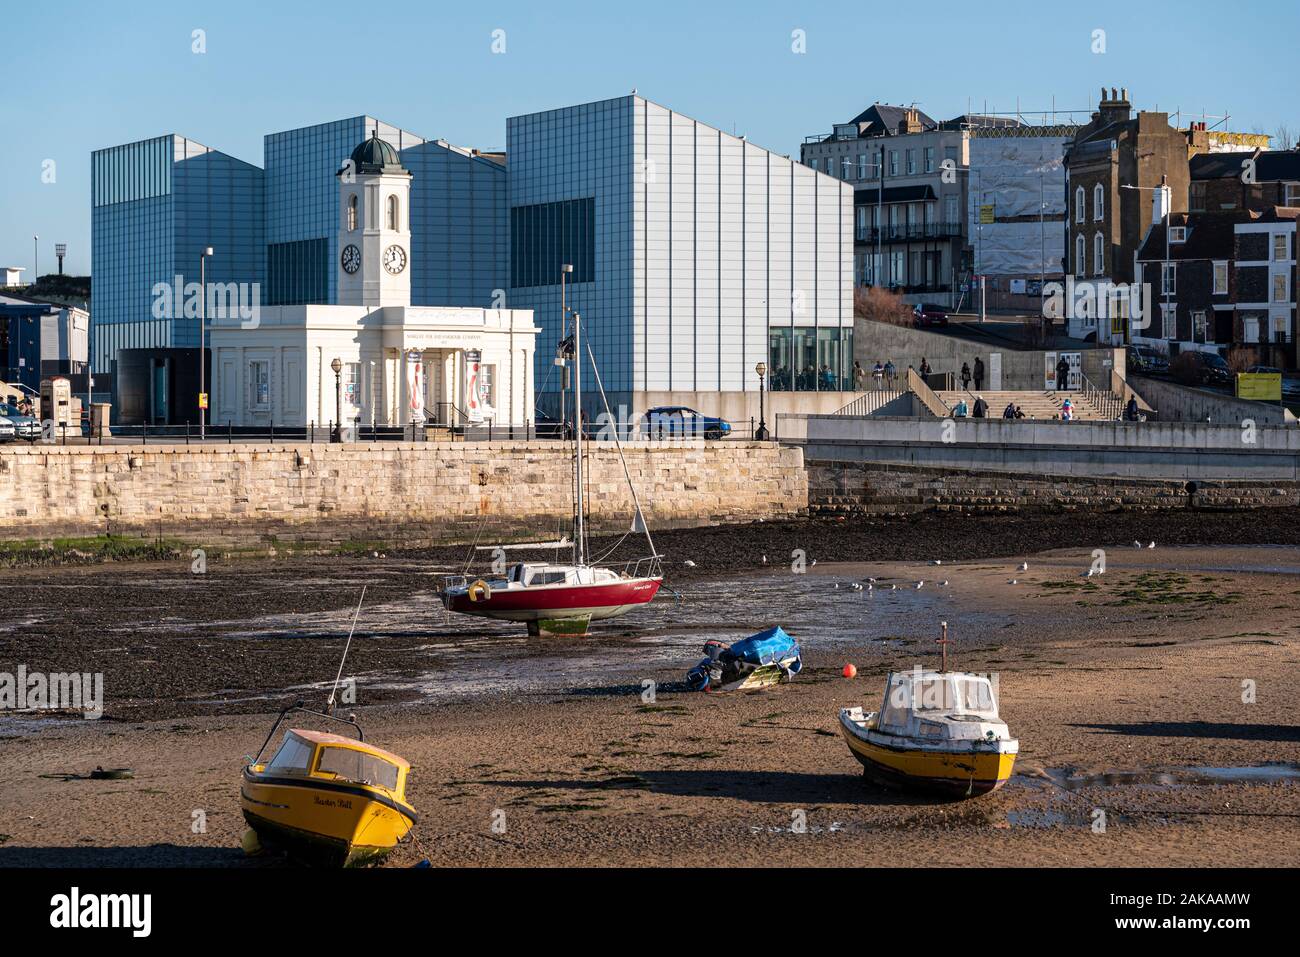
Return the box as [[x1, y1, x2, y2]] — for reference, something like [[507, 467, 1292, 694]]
[[1, 520, 1298, 867]]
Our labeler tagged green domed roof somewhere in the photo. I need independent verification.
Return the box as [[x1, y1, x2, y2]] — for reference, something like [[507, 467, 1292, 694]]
[[345, 131, 406, 175]]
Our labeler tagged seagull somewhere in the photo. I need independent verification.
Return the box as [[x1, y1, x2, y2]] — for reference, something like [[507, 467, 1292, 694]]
[[1147, 541, 1155, 549], [761, 555, 768, 564], [811, 559, 817, 567], [1082, 568, 1095, 578], [864, 577, 877, 583], [1133, 540, 1143, 549], [931, 559, 942, 566], [850, 582, 863, 591], [834, 582, 840, 589], [1018, 562, 1029, 572], [889, 584, 898, 591], [684, 560, 696, 567], [914, 581, 925, 589], [1009, 578, 1019, 585], [939, 580, 949, 587]]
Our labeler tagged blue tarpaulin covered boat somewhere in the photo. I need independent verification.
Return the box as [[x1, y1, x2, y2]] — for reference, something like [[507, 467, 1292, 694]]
[[686, 626, 802, 692]]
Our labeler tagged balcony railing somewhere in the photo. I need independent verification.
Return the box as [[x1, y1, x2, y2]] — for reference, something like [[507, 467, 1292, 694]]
[[855, 222, 964, 243]]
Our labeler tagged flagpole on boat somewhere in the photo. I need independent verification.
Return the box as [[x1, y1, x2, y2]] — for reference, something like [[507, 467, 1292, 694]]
[[573, 308, 586, 568]]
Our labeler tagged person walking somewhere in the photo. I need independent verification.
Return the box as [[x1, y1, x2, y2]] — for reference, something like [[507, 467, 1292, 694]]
[[1124, 395, 1139, 421], [973, 356, 985, 391], [953, 397, 969, 417], [872, 361, 884, 390], [1056, 355, 1070, 391], [960, 362, 971, 391], [972, 395, 988, 418], [853, 360, 866, 391], [919, 357, 931, 378], [884, 359, 897, 389], [1002, 401, 1016, 419]]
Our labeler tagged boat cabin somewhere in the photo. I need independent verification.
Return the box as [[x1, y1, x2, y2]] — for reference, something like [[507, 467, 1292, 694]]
[[505, 562, 622, 587], [877, 671, 1007, 743], [260, 729, 410, 796]]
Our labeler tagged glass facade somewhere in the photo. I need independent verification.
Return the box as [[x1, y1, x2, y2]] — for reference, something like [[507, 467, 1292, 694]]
[[508, 95, 854, 407], [510, 198, 596, 288], [91, 135, 264, 372], [766, 327, 854, 391]]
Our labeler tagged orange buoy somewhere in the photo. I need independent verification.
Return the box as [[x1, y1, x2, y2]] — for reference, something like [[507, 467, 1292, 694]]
[[842, 663, 857, 679]]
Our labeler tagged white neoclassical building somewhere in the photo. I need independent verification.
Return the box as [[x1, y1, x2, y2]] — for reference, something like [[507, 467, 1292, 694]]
[[210, 133, 539, 431]]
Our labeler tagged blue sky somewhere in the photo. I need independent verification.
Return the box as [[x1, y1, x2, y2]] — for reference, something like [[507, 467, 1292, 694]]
[[3, 0, 1297, 276]]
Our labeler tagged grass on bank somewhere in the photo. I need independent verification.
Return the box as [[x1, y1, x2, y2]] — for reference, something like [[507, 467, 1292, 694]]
[[0, 535, 185, 568]]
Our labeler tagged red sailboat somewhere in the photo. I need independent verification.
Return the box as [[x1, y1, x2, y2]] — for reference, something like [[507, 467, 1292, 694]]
[[440, 298, 663, 636]]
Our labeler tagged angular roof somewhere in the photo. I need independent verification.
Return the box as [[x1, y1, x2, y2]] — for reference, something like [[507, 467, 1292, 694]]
[[1191, 150, 1300, 181], [1135, 209, 1260, 261], [847, 103, 938, 136]]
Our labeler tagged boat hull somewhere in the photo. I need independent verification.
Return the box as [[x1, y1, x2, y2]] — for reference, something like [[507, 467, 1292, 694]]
[[240, 769, 417, 867], [839, 711, 1016, 798], [445, 576, 663, 631]]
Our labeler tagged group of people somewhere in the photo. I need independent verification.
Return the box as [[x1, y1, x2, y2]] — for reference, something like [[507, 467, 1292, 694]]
[[959, 357, 986, 392], [854, 359, 899, 391]]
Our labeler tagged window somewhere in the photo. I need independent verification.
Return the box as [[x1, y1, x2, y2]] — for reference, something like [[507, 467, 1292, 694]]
[[924, 146, 935, 173], [347, 194, 358, 231], [1169, 226, 1186, 243], [855, 206, 867, 240], [888, 151, 898, 176], [842, 157, 853, 180], [265, 735, 314, 774], [316, 747, 399, 791], [509, 197, 596, 288], [1162, 304, 1174, 339], [1093, 232, 1105, 275], [479, 363, 497, 408], [248, 360, 269, 410], [1287, 183, 1300, 206], [1190, 182, 1206, 212], [1273, 234, 1289, 261], [1093, 183, 1104, 221], [1213, 262, 1228, 295], [1192, 310, 1207, 343], [944, 194, 958, 224], [1075, 185, 1085, 223], [1161, 262, 1176, 295], [906, 149, 916, 174], [386, 194, 400, 230], [808, 157, 818, 172], [1075, 234, 1086, 273], [856, 154, 868, 179], [344, 362, 361, 407], [1275, 274, 1289, 303]]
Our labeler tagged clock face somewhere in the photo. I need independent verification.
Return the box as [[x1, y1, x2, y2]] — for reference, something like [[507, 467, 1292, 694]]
[[383, 245, 407, 275], [341, 244, 361, 274]]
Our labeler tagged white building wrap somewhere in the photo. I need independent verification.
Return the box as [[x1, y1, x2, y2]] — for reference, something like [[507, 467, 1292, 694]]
[[969, 136, 1070, 277]]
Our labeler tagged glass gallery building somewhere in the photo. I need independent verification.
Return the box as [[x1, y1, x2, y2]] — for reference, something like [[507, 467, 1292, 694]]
[[91, 95, 855, 424]]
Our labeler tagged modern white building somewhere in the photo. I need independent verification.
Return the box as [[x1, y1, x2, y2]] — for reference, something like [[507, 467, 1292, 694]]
[[508, 94, 856, 422], [210, 135, 538, 430]]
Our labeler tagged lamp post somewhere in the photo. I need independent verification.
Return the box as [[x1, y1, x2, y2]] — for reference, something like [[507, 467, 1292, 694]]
[[33, 235, 39, 285], [331, 357, 343, 442], [199, 246, 213, 439], [755, 361, 770, 441]]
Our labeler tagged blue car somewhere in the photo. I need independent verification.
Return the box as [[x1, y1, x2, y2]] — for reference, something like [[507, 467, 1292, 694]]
[[641, 406, 732, 440]]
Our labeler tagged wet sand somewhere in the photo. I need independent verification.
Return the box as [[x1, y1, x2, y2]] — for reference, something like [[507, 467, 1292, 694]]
[[1, 523, 1298, 867]]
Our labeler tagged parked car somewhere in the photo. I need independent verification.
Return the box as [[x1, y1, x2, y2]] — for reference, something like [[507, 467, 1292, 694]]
[[641, 406, 732, 440], [0, 416, 17, 442], [1127, 344, 1169, 375], [912, 303, 949, 327], [0, 403, 39, 441], [1174, 350, 1232, 387]]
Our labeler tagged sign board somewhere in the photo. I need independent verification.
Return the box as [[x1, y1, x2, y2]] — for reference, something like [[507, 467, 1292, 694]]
[[198, 392, 208, 409], [988, 353, 1002, 391], [463, 349, 494, 424], [1237, 372, 1282, 401], [978, 204, 995, 225]]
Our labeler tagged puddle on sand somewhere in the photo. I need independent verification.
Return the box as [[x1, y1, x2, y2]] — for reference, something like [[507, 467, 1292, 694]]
[[1043, 763, 1300, 790]]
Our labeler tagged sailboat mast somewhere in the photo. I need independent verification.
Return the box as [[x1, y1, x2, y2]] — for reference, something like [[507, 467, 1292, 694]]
[[573, 310, 586, 567]]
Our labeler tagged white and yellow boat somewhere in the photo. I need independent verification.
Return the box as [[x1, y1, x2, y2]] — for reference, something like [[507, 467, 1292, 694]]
[[839, 669, 1018, 798], [241, 705, 417, 867]]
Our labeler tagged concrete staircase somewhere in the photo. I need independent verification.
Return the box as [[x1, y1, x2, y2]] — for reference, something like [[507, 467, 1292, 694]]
[[935, 390, 1115, 420]]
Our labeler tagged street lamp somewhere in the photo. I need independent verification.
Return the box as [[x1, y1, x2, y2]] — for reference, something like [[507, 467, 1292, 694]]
[[199, 246, 213, 439], [331, 357, 343, 442], [755, 361, 770, 441]]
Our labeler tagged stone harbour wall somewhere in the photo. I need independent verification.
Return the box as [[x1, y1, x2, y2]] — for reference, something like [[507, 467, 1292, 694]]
[[808, 460, 1300, 514], [0, 441, 808, 547]]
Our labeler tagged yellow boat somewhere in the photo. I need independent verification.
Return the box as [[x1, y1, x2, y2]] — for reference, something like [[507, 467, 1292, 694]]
[[241, 705, 417, 867], [839, 669, 1018, 798]]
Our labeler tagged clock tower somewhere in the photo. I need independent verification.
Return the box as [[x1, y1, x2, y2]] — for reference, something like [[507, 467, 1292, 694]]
[[337, 131, 412, 307]]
